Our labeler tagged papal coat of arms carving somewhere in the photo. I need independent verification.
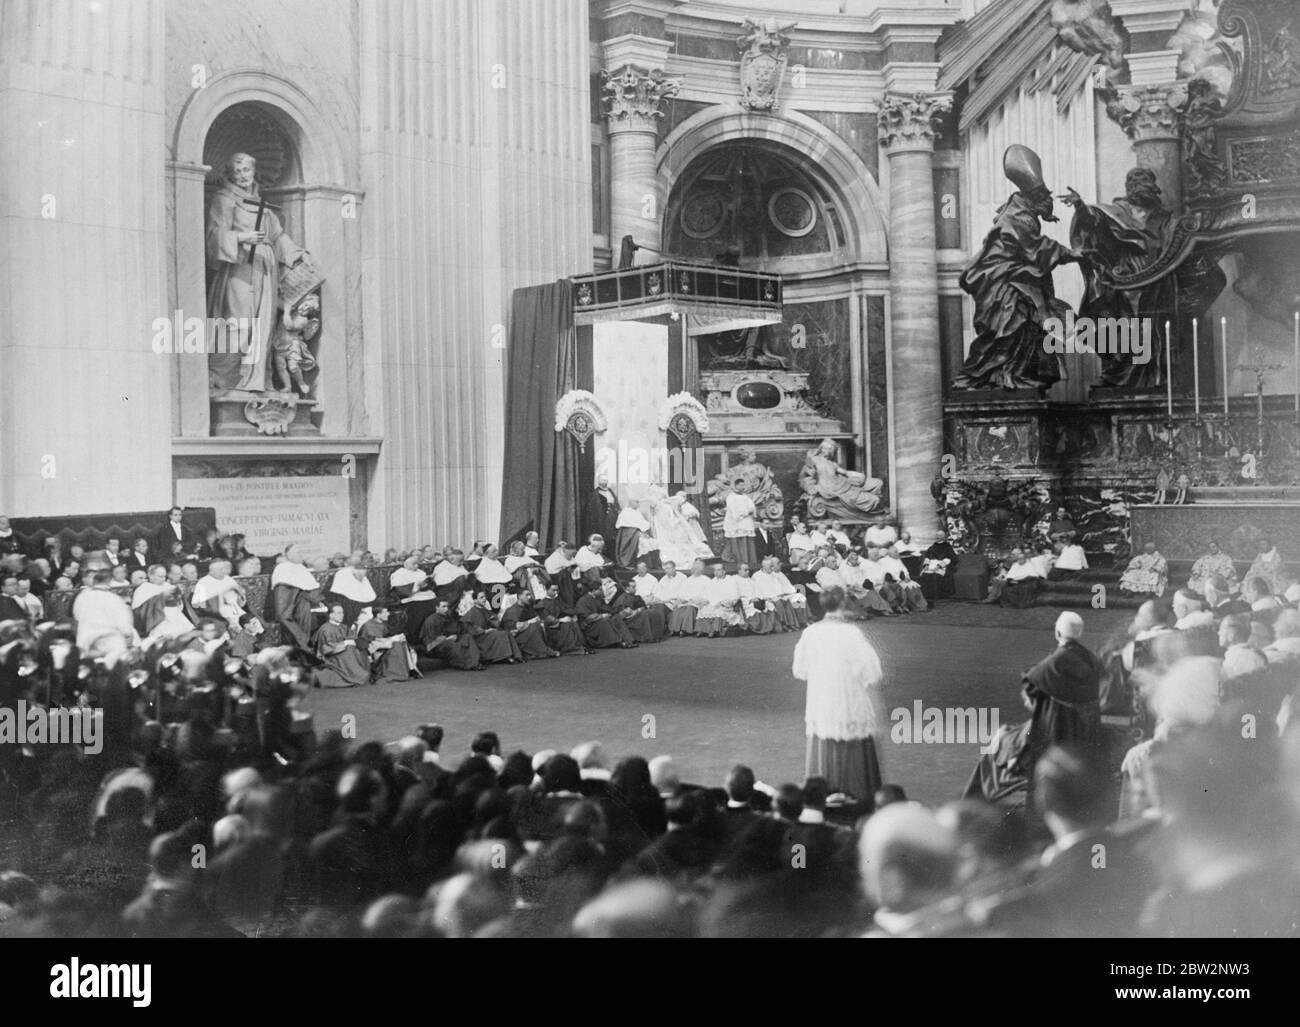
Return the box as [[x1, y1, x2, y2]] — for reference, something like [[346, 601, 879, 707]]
[[737, 17, 796, 112]]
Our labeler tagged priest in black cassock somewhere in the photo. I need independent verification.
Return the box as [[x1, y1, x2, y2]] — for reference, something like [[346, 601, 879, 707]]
[[608, 578, 661, 643], [574, 578, 637, 649], [1014, 611, 1103, 785], [460, 591, 524, 664], [584, 474, 619, 549], [499, 592, 560, 660], [964, 612, 1102, 816], [538, 583, 587, 654], [419, 598, 482, 670]]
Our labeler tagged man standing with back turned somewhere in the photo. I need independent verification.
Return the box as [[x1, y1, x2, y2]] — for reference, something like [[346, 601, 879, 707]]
[[792, 587, 887, 802]]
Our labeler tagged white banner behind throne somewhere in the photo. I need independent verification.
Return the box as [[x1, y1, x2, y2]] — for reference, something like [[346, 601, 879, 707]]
[[591, 321, 670, 505]]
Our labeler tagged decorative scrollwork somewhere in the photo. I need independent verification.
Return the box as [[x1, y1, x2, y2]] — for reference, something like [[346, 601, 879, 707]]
[[658, 392, 709, 442], [554, 390, 608, 453]]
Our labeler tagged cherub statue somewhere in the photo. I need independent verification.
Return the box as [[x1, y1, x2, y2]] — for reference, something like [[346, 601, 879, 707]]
[[274, 292, 319, 396]]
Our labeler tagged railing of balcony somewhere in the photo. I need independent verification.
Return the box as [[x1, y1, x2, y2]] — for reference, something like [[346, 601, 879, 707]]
[[571, 260, 782, 314]]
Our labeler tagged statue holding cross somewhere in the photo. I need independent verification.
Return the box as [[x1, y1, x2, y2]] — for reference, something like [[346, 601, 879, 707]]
[[206, 151, 314, 393]]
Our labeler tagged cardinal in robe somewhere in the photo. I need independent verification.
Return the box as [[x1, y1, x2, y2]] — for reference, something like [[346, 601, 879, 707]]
[[314, 604, 372, 688], [696, 564, 744, 637], [389, 554, 439, 643], [1118, 542, 1168, 597], [543, 542, 582, 607], [271, 546, 324, 651], [879, 546, 928, 612], [654, 561, 697, 636], [733, 562, 777, 634], [574, 579, 637, 649], [432, 549, 471, 606], [627, 563, 671, 640], [327, 560, 377, 625], [761, 557, 808, 628], [499, 592, 561, 660], [613, 501, 661, 571], [1187, 540, 1237, 596], [473, 544, 515, 591], [460, 591, 524, 664], [504, 541, 550, 601], [191, 559, 248, 629], [538, 583, 588, 655], [574, 535, 611, 583], [356, 605, 420, 683], [752, 558, 797, 631], [131, 565, 196, 644], [419, 598, 483, 670]]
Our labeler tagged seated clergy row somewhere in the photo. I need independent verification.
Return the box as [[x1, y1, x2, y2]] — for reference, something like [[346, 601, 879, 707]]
[[406, 556, 813, 673]]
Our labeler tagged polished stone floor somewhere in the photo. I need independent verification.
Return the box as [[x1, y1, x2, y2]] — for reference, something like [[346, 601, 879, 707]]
[[308, 603, 1133, 805]]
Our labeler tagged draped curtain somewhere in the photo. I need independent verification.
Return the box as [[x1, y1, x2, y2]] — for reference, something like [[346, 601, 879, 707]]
[[498, 280, 581, 549]]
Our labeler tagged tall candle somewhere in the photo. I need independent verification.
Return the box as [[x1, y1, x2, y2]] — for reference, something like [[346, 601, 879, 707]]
[[1221, 315, 1229, 415], [1192, 318, 1200, 416], [1165, 320, 1173, 416]]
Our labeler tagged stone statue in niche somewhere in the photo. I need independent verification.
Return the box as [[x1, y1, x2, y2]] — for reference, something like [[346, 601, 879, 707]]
[[798, 438, 883, 519], [206, 152, 321, 395], [952, 145, 1083, 392]]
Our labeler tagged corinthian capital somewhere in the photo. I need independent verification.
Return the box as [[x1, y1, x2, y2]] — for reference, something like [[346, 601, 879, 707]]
[[878, 92, 953, 153], [1103, 82, 1189, 142], [601, 64, 681, 132]]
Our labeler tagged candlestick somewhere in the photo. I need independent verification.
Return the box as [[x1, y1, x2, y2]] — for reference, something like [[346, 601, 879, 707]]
[[1221, 315, 1229, 416], [1192, 317, 1200, 417], [1165, 320, 1173, 417]]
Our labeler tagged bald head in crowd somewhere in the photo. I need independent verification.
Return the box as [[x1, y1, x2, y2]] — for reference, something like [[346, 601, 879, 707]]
[[859, 803, 959, 917], [1054, 611, 1084, 645]]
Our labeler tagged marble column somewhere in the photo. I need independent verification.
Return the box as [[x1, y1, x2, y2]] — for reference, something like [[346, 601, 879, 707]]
[[0, 0, 173, 516], [601, 37, 678, 258], [1104, 82, 1188, 213], [880, 92, 952, 543], [168, 160, 212, 438], [359, 0, 591, 549]]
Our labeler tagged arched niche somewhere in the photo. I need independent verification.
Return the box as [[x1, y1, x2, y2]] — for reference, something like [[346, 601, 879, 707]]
[[664, 141, 849, 271], [657, 106, 888, 272], [168, 72, 357, 439]]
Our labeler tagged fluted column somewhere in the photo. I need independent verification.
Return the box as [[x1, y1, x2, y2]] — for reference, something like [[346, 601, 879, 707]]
[[601, 35, 678, 258], [1105, 81, 1188, 213], [0, 0, 172, 515], [880, 91, 951, 543]]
